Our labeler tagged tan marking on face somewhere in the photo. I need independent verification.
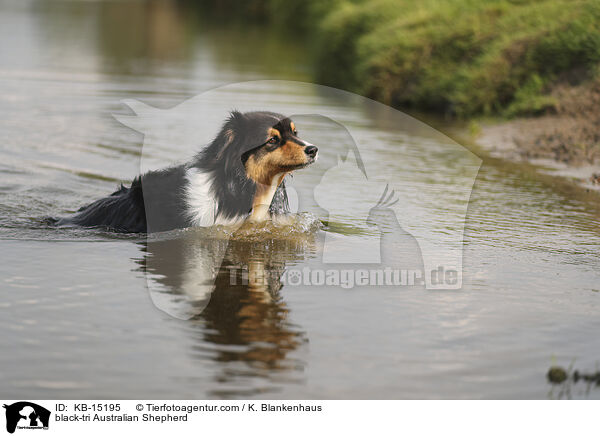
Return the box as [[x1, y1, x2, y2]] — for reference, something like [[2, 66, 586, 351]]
[[290, 122, 296, 133], [244, 155, 269, 186], [244, 134, 311, 222], [277, 140, 309, 167], [245, 141, 308, 185], [268, 128, 281, 140]]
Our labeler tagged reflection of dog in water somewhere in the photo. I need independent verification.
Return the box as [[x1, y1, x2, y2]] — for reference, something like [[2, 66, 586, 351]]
[[138, 230, 312, 379], [53, 111, 318, 232]]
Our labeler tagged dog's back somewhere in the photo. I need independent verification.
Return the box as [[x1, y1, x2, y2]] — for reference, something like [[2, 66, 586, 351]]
[[56, 166, 190, 233], [56, 178, 147, 232]]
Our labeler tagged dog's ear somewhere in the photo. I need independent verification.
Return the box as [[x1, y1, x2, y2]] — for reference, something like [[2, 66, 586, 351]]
[[229, 110, 244, 121], [227, 110, 246, 131], [216, 111, 245, 160], [216, 128, 235, 160]]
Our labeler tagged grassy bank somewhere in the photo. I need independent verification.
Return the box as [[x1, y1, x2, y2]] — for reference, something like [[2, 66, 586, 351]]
[[199, 0, 600, 118]]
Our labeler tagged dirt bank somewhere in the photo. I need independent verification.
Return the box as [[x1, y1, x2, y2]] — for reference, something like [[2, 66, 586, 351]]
[[476, 79, 600, 188]]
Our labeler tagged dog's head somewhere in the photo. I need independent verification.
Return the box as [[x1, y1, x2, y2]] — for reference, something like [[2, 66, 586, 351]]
[[218, 111, 318, 186]]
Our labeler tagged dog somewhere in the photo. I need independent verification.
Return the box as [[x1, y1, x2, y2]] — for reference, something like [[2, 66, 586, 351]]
[[55, 111, 318, 233]]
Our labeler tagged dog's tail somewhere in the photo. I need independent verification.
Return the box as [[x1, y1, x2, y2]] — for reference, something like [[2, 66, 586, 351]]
[[41, 216, 59, 226]]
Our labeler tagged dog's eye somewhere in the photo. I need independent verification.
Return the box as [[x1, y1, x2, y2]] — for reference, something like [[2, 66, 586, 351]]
[[293, 129, 298, 135], [268, 137, 278, 144]]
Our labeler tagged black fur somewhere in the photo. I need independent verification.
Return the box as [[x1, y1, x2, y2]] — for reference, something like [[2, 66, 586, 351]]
[[192, 111, 291, 220], [55, 111, 294, 233]]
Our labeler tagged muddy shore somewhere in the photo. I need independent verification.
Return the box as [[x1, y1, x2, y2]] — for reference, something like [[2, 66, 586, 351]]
[[475, 79, 600, 190]]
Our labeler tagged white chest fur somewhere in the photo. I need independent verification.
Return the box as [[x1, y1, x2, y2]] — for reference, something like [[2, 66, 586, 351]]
[[184, 168, 284, 227], [184, 168, 218, 227]]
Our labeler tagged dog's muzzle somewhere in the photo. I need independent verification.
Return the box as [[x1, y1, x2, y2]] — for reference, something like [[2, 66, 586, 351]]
[[305, 145, 318, 161]]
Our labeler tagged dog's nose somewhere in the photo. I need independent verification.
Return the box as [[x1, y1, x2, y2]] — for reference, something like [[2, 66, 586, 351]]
[[305, 145, 318, 157]]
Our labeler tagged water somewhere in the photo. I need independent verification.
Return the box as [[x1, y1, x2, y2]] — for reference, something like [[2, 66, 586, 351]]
[[2, 0, 600, 399]]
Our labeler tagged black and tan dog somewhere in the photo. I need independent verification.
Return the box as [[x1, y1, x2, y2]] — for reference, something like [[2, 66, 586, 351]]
[[55, 111, 318, 233]]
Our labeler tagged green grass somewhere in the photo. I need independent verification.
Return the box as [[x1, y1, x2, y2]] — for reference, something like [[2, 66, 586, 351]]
[[200, 0, 600, 117]]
